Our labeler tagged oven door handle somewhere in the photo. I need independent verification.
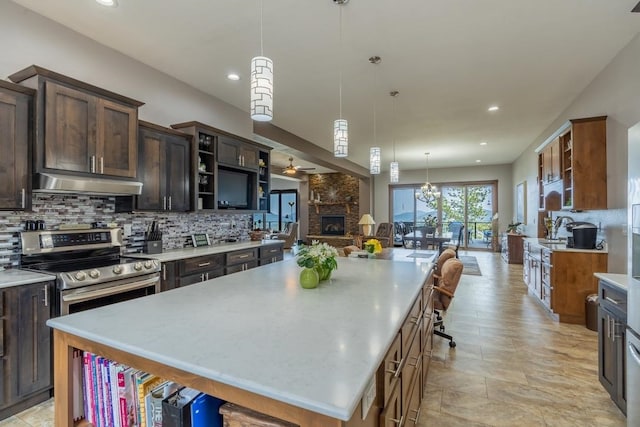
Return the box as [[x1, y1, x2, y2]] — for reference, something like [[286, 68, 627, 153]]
[[61, 276, 160, 304]]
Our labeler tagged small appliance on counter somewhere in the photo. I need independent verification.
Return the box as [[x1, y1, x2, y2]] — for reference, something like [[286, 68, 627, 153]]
[[566, 222, 597, 249], [145, 221, 163, 254]]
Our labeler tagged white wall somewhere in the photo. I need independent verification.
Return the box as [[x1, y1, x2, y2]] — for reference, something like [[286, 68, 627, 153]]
[[512, 33, 640, 273], [0, 1, 252, 139], [373, 163, 513, 233]]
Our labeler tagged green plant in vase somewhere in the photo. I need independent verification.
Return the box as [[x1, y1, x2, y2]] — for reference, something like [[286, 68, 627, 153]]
[[296, 241, 339, 286]]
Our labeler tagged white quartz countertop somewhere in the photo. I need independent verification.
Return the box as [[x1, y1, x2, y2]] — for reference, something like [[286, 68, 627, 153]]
[[524, 237, 608, 254], [47, 255, 433, 421], [127, 239, 284, 262], [0, 269, 56, 289], [594, 273, 630, 291]]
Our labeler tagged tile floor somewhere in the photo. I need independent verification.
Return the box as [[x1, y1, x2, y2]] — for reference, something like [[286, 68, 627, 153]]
[[0, 251, 627, 427]]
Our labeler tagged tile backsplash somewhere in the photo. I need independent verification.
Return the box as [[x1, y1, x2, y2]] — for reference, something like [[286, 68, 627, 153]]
[[0, 193, 252, 269]]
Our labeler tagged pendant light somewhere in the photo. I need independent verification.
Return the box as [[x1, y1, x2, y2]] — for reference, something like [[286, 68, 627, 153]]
[[250, 0, 273, 121], [333, 0, 348, 157], [369, 55, 381, 174], [389, 91, 400, 183], [415, 152, 440, 202]]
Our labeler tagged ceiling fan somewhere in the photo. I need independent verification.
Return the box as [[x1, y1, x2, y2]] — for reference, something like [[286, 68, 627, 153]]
[[282, 157, 315, 175]]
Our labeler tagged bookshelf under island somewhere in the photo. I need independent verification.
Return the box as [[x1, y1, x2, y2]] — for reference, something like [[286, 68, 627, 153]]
[[48, 254, 434, 427]]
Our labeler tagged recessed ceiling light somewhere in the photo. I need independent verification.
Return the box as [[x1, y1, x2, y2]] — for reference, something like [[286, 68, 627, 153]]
[[95, 0, 118, 7], [480, 141, 488, 146], [227, 73, 240, 81], [476, 159, 482, 163], [488, 105, 499, 112]]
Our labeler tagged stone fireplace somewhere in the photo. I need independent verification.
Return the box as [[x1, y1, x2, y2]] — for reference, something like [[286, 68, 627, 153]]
[[320, 215, 345, 235]]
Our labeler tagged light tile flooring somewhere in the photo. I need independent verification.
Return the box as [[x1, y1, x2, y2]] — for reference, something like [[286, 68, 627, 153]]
[[0, 251, 627, 427]]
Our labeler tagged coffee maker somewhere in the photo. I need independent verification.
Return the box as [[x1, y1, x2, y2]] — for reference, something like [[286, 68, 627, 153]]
[[567, 222, 597, 249]]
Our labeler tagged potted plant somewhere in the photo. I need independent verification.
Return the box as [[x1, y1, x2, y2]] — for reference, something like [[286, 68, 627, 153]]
[[424, 214, 438, 235], [507, 221, 522, 234]]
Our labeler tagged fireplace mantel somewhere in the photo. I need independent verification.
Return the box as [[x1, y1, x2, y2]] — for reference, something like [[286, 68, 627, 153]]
[[310, 201, 357, 214]]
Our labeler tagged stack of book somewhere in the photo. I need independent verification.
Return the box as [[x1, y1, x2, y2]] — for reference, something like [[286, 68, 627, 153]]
[[76, 351, 224, 427]]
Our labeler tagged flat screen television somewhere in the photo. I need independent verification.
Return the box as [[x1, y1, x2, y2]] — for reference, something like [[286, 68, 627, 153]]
[[217, 168, 254, 209]]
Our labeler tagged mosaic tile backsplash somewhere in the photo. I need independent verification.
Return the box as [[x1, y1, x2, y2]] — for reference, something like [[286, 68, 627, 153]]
[[0, 193, 253, 269]]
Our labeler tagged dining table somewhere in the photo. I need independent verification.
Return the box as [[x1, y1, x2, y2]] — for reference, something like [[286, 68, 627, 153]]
[[402, 230, 452, 253]]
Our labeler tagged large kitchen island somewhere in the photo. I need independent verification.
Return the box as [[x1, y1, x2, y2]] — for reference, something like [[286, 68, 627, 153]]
[[47, 254, 435, 426]]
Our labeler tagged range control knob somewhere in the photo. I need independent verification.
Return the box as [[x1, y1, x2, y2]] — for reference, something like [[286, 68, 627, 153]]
[[89, 269, 100, 279], [74, 271, 87, 281], [144, 260, 154, 269], [134, 262, 143, 271], [113, 265, 123, 274]]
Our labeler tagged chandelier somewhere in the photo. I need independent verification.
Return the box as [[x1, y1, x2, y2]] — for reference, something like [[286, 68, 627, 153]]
[[415, 152, 440, 202]]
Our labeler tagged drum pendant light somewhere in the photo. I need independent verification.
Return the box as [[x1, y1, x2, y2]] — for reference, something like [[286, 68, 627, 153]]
[[333, 0, 348, 157], [389, 91, 400, 183], [250, 0, 273, 121]]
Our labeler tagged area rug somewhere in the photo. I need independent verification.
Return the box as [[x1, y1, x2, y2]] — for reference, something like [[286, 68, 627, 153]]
[[405, 252, 438, 259], [459, 255, 482, 276]]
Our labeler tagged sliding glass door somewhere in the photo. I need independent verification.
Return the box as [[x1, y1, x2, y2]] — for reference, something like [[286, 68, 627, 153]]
[[390, 181, 496, 250]]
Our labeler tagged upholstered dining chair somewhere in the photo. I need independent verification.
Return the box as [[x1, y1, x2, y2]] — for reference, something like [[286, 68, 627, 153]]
[[445, 225, 465, 257], [433, 257, 464, 348]]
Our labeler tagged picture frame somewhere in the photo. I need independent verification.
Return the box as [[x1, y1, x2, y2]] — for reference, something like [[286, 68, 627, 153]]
[[516, 181, 527, 225]]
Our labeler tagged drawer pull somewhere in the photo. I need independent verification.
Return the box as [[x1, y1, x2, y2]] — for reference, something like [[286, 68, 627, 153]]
[[198, 262, 211, 267], [386, 358, 404, 378], [411, 315, 420, 326], [408, 407, 421, 423], [604, 296, 621, 305], [238, 254, 250, 259]]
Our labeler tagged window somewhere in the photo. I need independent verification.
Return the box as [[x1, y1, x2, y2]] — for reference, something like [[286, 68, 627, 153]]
[[253, 190, 298, 232]]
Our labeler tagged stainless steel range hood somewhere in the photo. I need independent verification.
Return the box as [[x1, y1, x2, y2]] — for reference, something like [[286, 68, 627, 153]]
[[33, 173, 143, 196]]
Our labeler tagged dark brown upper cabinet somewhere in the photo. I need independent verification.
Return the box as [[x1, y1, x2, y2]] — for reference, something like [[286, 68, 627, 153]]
[[8, 65, 143, 180], [137, 121, 192, 212], [217, 135, 259, 170], [0, 81, 33, 210]]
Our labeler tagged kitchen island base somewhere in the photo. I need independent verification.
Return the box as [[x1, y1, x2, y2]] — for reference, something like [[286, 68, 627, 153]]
[[53, 329, 379, 427]]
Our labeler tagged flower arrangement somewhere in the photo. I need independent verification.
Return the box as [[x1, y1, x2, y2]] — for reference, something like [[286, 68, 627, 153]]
[[364, 238, 383, 254], [296, 241, 339, 281], [424, 214, 438, 228]]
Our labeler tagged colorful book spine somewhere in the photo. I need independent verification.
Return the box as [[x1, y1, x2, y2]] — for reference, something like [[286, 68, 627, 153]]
[[82, 352, 93, 425]]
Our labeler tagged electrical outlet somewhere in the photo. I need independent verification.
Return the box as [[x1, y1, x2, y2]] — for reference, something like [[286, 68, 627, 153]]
[[361, 375, 376, 420]]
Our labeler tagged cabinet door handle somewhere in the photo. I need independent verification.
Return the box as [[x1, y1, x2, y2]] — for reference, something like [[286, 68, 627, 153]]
[[411, 315, 421, 326], [21, 188, 25, 208], [408, 407, 422, 423], [389, 416, 404, 426], [100, 157, 104, 174], [90, 155, 96, 173], [605, 296, 621, 305], [43, 285, 49, 307], [629, 342, 640, 366], [162, 264, 167, 281], [168, 196, 172, 210], [238, 155, 242, 166], [205, 273, 209, 280], [386, 357, 404, 378], [163, 197, 167, 210], [408, 355, 420, 368], [201, 273, 205, 282]]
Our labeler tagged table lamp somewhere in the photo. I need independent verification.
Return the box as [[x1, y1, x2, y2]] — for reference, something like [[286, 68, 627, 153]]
[[358, 214, 376, 236]]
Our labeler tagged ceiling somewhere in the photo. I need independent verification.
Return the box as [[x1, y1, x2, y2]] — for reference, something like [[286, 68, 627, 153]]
[[11, 0, 640, 174]]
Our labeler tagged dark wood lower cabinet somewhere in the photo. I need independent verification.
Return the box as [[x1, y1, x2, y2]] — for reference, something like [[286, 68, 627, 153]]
[[0, 281, 54, 421], [598, 279, 627, 414]]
